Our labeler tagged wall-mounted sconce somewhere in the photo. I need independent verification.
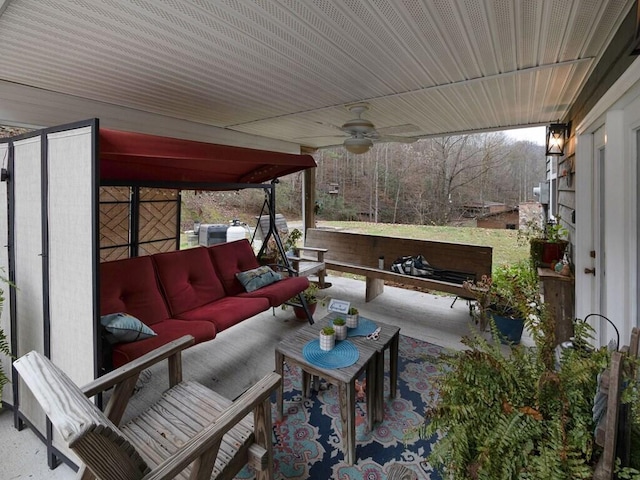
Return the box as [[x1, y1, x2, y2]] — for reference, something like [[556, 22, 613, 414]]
[[545, 123, 568, 156]]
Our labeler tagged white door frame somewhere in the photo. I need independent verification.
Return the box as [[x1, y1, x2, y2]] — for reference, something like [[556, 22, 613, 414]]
[[576, 57, 640, 346]]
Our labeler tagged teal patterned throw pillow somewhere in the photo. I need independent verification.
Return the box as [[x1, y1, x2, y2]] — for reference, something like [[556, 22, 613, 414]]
[[236, 265, 282, 292], [101, 313, 157, 344]]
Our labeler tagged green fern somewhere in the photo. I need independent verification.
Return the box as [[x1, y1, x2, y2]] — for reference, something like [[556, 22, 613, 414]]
[[416, 307, 611, 480]]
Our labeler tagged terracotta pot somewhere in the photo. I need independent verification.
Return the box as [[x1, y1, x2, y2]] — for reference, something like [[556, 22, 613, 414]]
[[293, 301, 317, 320]]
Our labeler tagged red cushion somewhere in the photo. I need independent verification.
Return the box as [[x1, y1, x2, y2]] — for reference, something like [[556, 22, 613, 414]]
[[152, 247, 227, 316], [111, 320, 216, 368], [207, 239, 261, 296], [100, 256, 170, 326], [244, 276, 309, 307], [176, 296, 270, 332]]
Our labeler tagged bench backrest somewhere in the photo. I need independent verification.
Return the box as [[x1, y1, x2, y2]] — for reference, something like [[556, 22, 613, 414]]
[[305, 228, 492, 279]]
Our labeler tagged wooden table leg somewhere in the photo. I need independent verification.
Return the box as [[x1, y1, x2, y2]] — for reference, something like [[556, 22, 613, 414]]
[[339, 380, 356, 465], [374, 350, 385, 423], [389, 332, 399, 399], [366, 358, 376, 431], [275, 350, 284, 420]]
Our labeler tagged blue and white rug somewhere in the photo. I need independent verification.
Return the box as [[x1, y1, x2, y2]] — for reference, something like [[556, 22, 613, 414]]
[[237, 335, 445, 479]]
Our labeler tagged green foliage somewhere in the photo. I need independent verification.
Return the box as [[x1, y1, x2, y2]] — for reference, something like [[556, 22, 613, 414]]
[[348, 307, 359, 315], [464, 260, 540, 329], [415, 316, 610, 480], [0, 274, 13, 405], [332, 317, 346, 326], [321, 326, 335, 336]]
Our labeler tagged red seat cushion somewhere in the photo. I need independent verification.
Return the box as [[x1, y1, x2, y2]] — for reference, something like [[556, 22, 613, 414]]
[[207, 239, 261, 296], [176, 296, 270, 332], [111, 320, 216, 368], [152, 247, 227, 316], [100, 256, 170, 327]]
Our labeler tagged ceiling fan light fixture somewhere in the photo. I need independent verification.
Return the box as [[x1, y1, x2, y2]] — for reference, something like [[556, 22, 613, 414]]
[[344, 137, 373, 154]]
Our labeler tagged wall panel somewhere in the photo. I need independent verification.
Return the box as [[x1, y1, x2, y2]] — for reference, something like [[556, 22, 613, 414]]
[[13, 136, 45, 434], [47, 126, 96, 462], [0, 142, 11, 406]]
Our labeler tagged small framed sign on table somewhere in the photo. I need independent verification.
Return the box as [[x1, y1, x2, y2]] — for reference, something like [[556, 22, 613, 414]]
[[328, 299, 350, 315]]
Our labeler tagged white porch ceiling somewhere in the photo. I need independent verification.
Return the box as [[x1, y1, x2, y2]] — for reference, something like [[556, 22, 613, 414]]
[[0, 0, 634, 150]]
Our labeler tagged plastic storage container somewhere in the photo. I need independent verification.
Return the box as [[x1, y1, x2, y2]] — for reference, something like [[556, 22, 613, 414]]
[[198, 224, 229, 246]]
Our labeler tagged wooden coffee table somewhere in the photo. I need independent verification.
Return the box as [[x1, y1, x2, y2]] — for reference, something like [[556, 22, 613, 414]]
[[275, 315, 400, 464]]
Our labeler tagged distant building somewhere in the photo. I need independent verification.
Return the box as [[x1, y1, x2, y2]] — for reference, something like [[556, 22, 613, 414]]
[[462, 202, 519, 230]]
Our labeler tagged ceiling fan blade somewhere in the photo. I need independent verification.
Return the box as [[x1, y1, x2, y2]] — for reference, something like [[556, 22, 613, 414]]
[[374, 135, 418, 144]]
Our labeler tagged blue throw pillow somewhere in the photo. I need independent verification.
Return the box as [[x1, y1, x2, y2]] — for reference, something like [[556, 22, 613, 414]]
[[236, 265, 282, 292], [101, 313, 157, 344]]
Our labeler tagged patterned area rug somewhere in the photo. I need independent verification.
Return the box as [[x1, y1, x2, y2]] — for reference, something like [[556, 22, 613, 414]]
[[237, 335, 445, 480]]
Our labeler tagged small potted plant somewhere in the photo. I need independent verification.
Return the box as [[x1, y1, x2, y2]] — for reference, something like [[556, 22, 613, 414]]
[[284, 283, 321, 320], [464, 260, 540, 344], [319, 326, 335, 351], [332, 317, 347, 340], [519, 216, 569, 267], [346, 307, 359, 328]]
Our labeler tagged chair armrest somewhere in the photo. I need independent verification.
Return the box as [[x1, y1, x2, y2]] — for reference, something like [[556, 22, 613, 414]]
[[141, 372, 282, 480], [81, 335, 195, 397], [295, 246, 328, 253]]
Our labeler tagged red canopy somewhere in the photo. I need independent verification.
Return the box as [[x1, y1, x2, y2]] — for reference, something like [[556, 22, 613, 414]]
[[99, 129, 316, 187]]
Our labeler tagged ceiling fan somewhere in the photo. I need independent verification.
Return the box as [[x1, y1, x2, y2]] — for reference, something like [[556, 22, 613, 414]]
[[313, 103, 418, 154], [340, 103, 417, 154]]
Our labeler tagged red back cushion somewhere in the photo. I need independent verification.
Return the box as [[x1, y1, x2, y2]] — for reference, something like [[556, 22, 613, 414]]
[[152, 247, 227, 315], [207, 239, 261, 296], [100, 256, 170, 326]]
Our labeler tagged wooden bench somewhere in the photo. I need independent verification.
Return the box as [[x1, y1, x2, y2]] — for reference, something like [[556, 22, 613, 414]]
[[304, 228, 492, 302]]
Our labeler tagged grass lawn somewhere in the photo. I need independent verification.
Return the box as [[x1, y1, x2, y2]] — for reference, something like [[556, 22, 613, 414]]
[[182, 221, 529, 271], [318, 221, 528, 270]]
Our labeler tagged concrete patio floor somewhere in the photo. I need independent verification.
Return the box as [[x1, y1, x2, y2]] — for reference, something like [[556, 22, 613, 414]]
[[0, 273, 491, 479]]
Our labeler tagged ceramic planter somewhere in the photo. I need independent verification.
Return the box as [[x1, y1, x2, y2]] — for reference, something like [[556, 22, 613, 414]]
[[346, 313, 359, 328], [333, 323, 347, 340], [293, 301, 317, 320], [491, 313, 525, 345], [530, 239, 568, 267], [319, 331, 335, 351]]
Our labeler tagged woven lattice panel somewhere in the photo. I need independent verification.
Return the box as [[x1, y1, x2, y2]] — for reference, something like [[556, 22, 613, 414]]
[[100, 186, 130, 202], [139, 202, 177, 242], [140, 240, 175, 256], [139, 188, 178, 201], [100, 246, 130, 263], [100, 203, 129, 248]]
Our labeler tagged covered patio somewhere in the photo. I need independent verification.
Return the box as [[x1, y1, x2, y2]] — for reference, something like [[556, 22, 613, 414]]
[[2, 0, 640, 477]]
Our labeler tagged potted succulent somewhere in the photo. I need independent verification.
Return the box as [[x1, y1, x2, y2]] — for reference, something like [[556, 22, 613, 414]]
[[319, 326, 335, 351], [519, 216, 569, 267], [346, 307, 359, 328], [332, 317, 347, 340], [464, 260, 540, 344]]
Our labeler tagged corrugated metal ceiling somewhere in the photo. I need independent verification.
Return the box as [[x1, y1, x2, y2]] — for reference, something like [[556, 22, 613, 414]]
[[0, 0, 634, 150]]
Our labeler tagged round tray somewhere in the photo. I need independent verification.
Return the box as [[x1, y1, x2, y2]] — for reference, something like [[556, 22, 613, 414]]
[[302, 339, 359, 369]]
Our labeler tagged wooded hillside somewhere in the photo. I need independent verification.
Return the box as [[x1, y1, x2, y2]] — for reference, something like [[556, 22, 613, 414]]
[[182, 132, 545, 228]]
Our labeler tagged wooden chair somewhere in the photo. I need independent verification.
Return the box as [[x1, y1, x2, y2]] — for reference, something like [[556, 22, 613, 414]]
[[256, 214, 328, 287], [593, 326, 640, 479], [13, 336, 280, 480]]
